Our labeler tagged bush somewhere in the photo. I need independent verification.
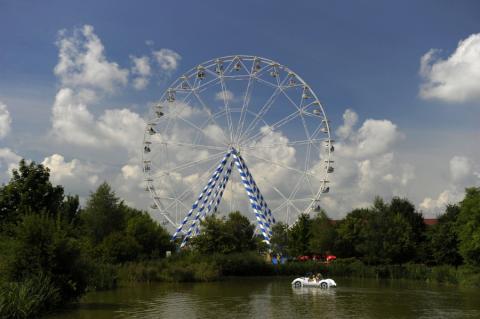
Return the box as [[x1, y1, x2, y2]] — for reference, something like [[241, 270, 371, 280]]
[[86, 262, 118, 291], [0, 274, 60, 319]]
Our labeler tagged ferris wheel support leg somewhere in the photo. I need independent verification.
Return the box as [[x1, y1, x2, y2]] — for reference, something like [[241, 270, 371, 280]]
[[181, 159, 230, 247], [172, 151, 232, 242], [236, 155, 275, 236], [232, 151, 270, 245], [192, 161, 234, 236]]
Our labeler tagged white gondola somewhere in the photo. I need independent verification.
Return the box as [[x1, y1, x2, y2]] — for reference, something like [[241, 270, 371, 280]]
[[326, 166, 334, 173], [313, 109, 322, 115], [148, 127, 156, 135], [144, 145, 151, 153], [302, 86, 312, 99], [197, 66, 206, 79], [150, 204, 157, 209], [234, 60, 242, 71], [254, 59, 261, 72], [270, 63, 279, 77], [166, 89, 175, 102], [321, 187, 330, 194], [215, 59, 223, 74], [156, 110, 164, 117]]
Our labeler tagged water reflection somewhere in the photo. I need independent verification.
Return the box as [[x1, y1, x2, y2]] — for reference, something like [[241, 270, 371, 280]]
[[48, 277, 480, 319]]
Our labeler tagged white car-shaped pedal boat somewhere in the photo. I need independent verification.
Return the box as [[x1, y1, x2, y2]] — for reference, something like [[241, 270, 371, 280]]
[[291, 277, 337, 289]]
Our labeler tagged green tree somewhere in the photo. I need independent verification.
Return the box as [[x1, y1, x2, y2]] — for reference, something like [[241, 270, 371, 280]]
[[98, 232, 141, 263], [428, 204, 462, 266], [223, 211, 256, 253], [309, 210, 336, 255], [126, 212, 172, 258], [80, 183, 125, 244], [457, 187, 480, 266], [7, 214, 88, 302], [270, 222, 288, 255], [0, 160, 64, 231], [287, 214, 311, 256]]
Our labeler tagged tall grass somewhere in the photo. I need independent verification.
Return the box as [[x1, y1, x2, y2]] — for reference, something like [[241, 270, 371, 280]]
[[0, 274, 59, 319]]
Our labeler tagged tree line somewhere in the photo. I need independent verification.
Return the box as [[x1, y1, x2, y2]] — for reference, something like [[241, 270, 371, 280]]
[[0, 159, 479, 317]]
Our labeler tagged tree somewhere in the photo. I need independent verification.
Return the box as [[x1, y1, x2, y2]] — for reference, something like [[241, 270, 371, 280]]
[[126, 212, 172, 258], [287, 214, 311, 256], [428, 204, 462, 266], [7, 214, 88, 302], [270, 222, 288, 255], [457, 187, 480, 266], [0, 160, 64, 231], [80, 183, 125, 244], [191, 212, 257, 254], [309, 210, 336, 255]]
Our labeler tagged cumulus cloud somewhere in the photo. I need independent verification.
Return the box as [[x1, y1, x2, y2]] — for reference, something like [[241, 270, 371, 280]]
[[450, 156, 472, 182], [419, 33, 480, 103], [335, 108, 358, 140], [153, 48, 181, 72], [130, 55, 151, 90], [420, 190, 463, 212], [0, 102, 12, 139], [320, 109, 413, 216], [215, 90, 235, 102], [0, 148, 22, 181], [420, 155, 480, 215], [54, 25, 129, 93], [42, 154, 100, 187]]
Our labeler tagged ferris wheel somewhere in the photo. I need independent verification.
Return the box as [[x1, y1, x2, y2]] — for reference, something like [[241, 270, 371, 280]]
[[142, 55, 334, 246]]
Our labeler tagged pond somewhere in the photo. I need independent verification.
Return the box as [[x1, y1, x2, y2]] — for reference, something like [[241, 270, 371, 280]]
[[48, 277, 480, 318]]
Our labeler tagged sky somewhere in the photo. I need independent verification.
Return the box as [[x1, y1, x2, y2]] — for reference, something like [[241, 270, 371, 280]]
[[0, 0, 479, 222]]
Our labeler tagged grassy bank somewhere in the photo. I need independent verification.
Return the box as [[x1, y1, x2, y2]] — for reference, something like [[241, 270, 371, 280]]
[[113, 253, 480, 288]]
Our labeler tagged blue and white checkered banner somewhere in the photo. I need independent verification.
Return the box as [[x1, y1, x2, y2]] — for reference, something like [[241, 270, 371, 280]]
[[192, 160, 234, 236], [236, 154, 275, 234], [232, 150, 270, 245], [171, 151, 232, 241], [173, 148, 275, 248], [181, 157, 231, 247]]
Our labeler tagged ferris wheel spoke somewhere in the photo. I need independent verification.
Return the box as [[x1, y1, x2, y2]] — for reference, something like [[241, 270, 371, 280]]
[[235, 65, 256, 143], [241, 150, 319, 181], [175, 114, 229, 147], [238, 75, 290, 142], [218, 73, 235, 143], [151, 150, 226, 178], [242, 138, 327, 150], [240, 109, 301, 145], [163, 141, 225, 151], [158, 157, 227, 216]]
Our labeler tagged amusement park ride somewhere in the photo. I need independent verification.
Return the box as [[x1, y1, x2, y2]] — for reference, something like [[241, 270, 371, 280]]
[[142, 55, 334, 247]]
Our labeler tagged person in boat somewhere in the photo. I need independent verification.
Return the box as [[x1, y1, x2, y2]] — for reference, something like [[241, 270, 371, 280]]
[[314, 273, 323, 281]]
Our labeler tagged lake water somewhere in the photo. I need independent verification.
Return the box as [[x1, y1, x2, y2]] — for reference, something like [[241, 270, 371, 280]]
[[48, 277, 480, 318]]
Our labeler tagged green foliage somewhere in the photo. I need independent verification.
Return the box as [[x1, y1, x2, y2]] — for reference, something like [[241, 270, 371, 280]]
[[126, 212, 173, 259], [190, 212, 256, 254], [0, 160, 64, 232], [98, 232, 141, 264], [287, 213, 311, 256], [80, 183, 126, 244], [457, 187, 480, 267], [270, 222, 288, 254], [0, 274, 60, 319], [7, 214, 88, 303], [309, 210, 336, 255], [428, 204, 462, 265]]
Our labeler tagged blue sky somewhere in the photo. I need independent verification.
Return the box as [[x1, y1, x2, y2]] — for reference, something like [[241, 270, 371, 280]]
[[0, 0, 479, 220]]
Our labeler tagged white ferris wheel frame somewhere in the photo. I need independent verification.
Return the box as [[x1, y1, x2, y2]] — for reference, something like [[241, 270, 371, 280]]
[[142, 55, 334, 231]]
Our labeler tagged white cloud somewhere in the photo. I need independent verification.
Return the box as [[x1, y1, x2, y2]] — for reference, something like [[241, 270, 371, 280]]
[[0, 102, 12, 139], [320, 109, 414, 216], [335, 108, 358, 140], [450, 156, 472, 182], [121, 164, 142, 180], [215, 90, 235, 102], [54, 25, 129, 93], [130, 55, 151, 90], [420, 190, 462, 212], [0, 148, 22, 182], [420, 33, 480, 103], [153, 48, 181, 72]]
